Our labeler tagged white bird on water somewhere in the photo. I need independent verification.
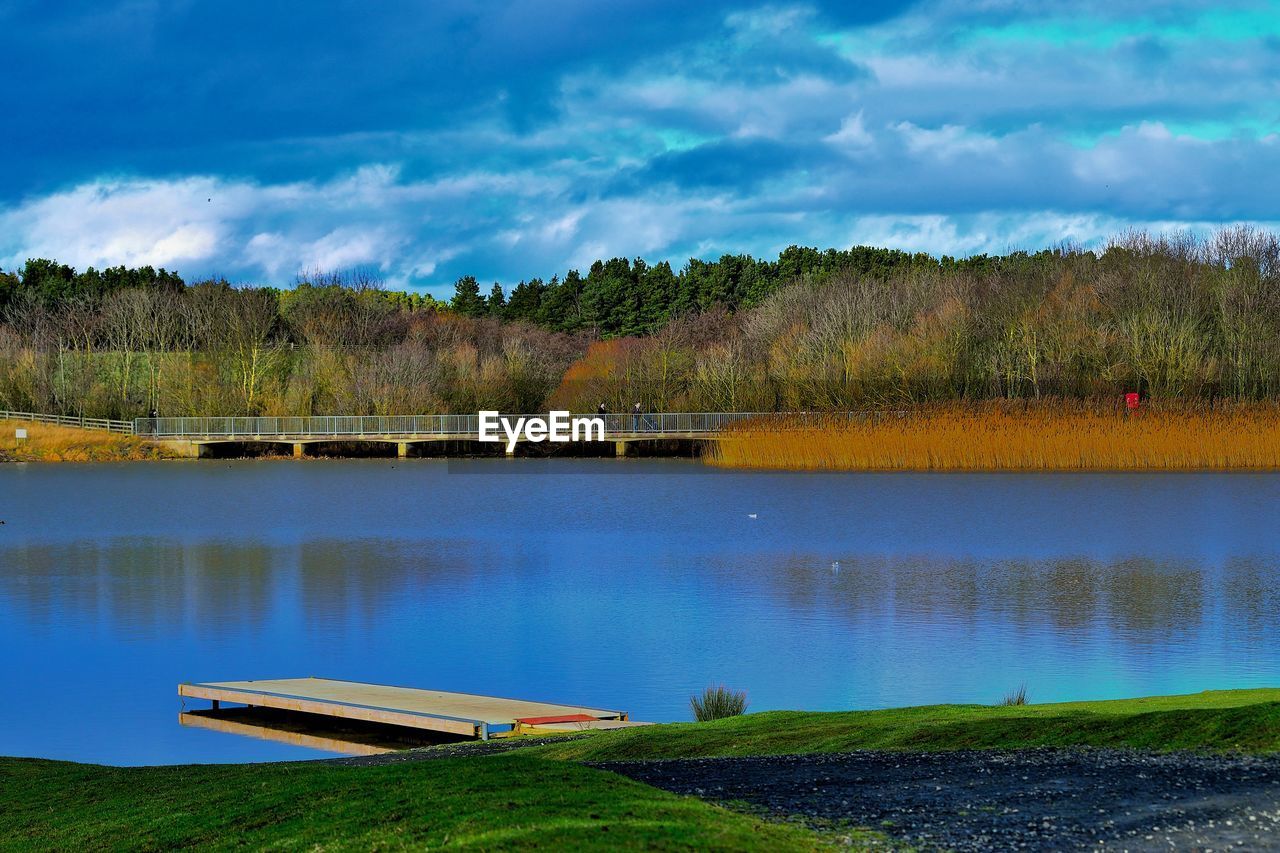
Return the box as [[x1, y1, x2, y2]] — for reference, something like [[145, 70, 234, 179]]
[[747, 513, 758, 519]]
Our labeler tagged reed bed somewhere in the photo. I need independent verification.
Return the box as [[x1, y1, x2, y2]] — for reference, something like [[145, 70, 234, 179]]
[[0, 419, 176, 462], [707, 401, 1280, 471]]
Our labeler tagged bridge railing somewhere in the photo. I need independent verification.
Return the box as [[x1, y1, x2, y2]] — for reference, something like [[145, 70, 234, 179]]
[[131, 411, 906, 439], [2, 410, 134, 434], [132, 412, 776, 438]]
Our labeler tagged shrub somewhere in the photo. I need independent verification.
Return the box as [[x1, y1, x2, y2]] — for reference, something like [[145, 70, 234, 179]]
[[1000, 684, 1029, 706], [691, 685, 748, 721]]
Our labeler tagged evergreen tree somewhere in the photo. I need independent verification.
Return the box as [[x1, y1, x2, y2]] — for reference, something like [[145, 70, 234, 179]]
[[487, 282, 507, 317], [450, 275, 485, 317], [506, 278, 545, 322]]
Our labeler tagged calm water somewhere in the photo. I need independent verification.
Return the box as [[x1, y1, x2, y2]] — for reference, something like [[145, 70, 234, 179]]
[[0, 460, 1277, 765]]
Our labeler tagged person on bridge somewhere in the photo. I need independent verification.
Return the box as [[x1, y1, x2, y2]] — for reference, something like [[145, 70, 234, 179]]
[[597, 402, 608, 416], [631, 402, 642, 431]]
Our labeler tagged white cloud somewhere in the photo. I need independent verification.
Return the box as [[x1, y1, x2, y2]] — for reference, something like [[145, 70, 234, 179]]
[[893, 122, 1000, 157], [0, 168, 566, 290], [825, 111, 874, 148], [0, 177, 234, 270]]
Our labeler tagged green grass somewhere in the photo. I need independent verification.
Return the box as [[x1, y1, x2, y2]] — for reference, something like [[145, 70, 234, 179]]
[[0, 751, 827, 850], [539, 689, 1280, 762], [3, 688, 1277, 850]]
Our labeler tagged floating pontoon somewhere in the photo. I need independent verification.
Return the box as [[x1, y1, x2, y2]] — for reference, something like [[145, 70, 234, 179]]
[[179, 677, 644, 740]]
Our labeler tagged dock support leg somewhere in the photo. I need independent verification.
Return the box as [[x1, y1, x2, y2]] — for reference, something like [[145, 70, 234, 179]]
[[397, 441, 409, 459], [212, 700, 220, 710], [292, 443, 304, 459], [615, 440, 628, 458], [479, 723, 489, 741]]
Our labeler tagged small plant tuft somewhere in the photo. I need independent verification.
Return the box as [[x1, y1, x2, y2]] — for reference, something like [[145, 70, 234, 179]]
[[691, 685, 748, 721], [1000, 684, 1029, 706]]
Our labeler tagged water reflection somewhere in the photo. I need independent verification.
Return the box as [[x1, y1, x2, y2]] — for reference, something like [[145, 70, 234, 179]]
[[3, 542, 1268, 656], [0, 538, 491, 638], [179, 708, 456, 756], [707, 553, 1238, 649], [1, 462, 1278, 764]]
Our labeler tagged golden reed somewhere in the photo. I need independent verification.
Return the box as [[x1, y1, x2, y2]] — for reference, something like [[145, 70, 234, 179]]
[[0, 419, 176, 463], [707, 401, 1280, 471]]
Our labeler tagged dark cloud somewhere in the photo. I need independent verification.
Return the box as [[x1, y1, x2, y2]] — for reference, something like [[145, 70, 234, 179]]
[[2, 0, 1279, 287], [0, 0, 907, 197], [612, 138, 830, 194]]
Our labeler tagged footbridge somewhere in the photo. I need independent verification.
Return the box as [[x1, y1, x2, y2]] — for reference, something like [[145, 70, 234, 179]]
[[132, 413, 766, 458]]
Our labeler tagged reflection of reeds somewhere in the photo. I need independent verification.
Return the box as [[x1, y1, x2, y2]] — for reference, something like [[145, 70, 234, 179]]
[[0, 419, 175, 462], [707, 401, 1280, 471]]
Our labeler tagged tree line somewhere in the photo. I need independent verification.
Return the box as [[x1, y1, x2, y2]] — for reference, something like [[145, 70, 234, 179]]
[[449, 245, 1015, 336], [2, 227, 1279, 419]]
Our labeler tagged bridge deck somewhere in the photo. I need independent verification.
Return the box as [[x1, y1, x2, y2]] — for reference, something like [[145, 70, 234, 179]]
[[162, 431, 716, 442], [136, 412, 770, 439], [179, 677, 631, 739]]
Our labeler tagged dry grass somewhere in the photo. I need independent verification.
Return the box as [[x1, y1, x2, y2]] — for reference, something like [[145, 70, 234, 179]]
[[0, 419, 177, 463], [708, 401, 1280, 471]]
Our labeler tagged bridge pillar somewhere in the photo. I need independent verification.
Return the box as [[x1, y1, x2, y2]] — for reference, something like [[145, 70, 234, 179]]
[[614, 440, 629, 458], [292, 443, 305, 459], [159, 439, 202, 458], [397, 441, 409, 459]]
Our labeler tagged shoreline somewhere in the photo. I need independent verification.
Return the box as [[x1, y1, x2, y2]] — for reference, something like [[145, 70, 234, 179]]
[[11, 404, 1280, 470], [3, 689, 1277, 849], [10, 454, 1280, 471]]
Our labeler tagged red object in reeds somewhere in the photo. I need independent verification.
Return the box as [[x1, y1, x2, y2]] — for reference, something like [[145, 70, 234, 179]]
[[1126, 392, 1141, 410]]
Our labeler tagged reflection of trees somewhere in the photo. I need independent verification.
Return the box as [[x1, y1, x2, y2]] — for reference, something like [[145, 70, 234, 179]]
[[0, 539, 275, 637], [774, 556, 891, 617], [1, 539, 1273, 657], [1104, 558, 1203, 640], [1042, 559, 1102, 631], [703, 552, 1233, 649], [294, 540, 476, 626], [971, 558, 1102, 632], [0, 538, 483, 639], [1222, 557, 1280, 642]]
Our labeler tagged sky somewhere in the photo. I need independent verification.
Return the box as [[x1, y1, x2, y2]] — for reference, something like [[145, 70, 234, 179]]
[[1, 0, 1278, 296]]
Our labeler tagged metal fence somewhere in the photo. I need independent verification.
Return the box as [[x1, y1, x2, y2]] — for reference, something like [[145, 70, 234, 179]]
[[131, 412, 778, 438], [0, 411, 900, 439], [1, 410, 134, 434]]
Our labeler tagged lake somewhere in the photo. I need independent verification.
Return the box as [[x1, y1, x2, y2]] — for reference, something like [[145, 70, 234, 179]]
[[0, 459, 1277, 765]]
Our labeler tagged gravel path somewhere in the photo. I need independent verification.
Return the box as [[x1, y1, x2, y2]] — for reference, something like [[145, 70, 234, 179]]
[[596, 749, 1280, 851]]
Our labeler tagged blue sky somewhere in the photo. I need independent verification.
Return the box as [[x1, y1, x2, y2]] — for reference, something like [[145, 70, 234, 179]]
[[2, 0, 1278, 296]]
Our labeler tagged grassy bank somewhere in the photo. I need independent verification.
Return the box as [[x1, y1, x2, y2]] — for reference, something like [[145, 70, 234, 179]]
[[542, 688, 1280, 762], [708, 402, 1280, 471], [0, 419, 175, 462], [2, 689, 1276, 849], [0, 751, 828, 850]]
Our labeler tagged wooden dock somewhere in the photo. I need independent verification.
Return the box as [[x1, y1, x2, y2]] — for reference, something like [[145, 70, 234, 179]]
[[179, 677, 644, 740]]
